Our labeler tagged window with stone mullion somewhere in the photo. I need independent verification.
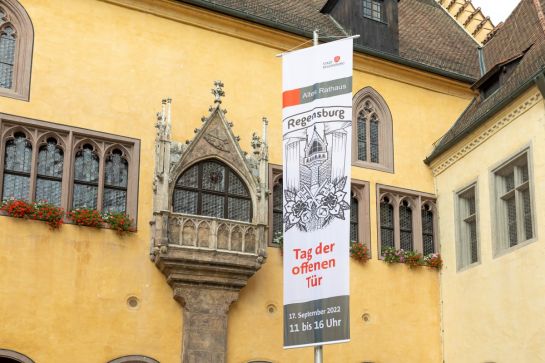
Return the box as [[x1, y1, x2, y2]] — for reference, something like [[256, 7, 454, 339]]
[[72, 145, 100, 209], [421, 205, 434, 255], [399, 200, 413, 251], [103, 149, 128, 213], [35, 138, 63, 206], [380, 197, 394, 253], [2, 132, 32, 201]]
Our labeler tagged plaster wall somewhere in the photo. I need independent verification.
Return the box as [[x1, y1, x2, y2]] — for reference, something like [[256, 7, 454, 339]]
[[0, 0, 474, 362], [433, 88, 545, 363]]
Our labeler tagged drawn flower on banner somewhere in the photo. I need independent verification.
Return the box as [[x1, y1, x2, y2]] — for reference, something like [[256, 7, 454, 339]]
[[284, 177, 350, 232]]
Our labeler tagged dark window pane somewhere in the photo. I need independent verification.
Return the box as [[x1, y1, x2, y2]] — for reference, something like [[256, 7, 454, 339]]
[[399, 202, 413, 251], [104, 151, 128, 188], [173, 189, 198, 214], [350, 197, 358, 242], [2, 133, 32, 201], [73, 145, 99, 209], [201, 193, 224, 218], [370, 115, 379, 163], [504, 172, 515, 192], [228, 171, 248, 196], [36, 139, 63, 205], [272, 182, 283, 238], [176, 164, 198, 188], [357, 113, 367, 161], [202, 161, 225, 192], [422, 208, 434, 255], [380, 201, 394, 252], [228, 197, 251, 222], [522, 188, 533, 240], [0, 26, 16, 89], [506, 196, 517, 247], [469, 220, 478, 263]]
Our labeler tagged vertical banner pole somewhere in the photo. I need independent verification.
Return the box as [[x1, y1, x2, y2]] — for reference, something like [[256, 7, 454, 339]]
[[312, 28, 323, 363]]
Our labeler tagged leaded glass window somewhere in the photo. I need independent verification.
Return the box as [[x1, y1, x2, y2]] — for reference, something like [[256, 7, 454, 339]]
[[272, 179, 283, 242], [2, 132, 31, 201], [350, 195, 359, 242], [72, 144, 99, 209], [103, 149, 128, 213], [495, 151, 534, 252], [363, 0, 383, 22], [356, 100, 380, 164], [36, 138, 63, 206], [380, 196, 394, 252], [173, 160, 251, 222], [422, 204, 434, 255], [399, 200, 413, 251], [0, 23, 15, 89]]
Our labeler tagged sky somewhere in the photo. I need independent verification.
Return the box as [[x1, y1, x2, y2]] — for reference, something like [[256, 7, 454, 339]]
[[471, 0, 521, 24]]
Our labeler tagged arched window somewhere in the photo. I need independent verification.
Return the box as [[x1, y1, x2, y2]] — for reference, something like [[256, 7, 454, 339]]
[[272, 177, 283, 241], [107, 355, 159, 363], [380, 196, 394, 251], [2, 131, 31, 201], [173, 160, 252, 222], [36, 137, 63, 206], [103, 148, 128, 213], [352, 87, 393, 172], [399, 199, 413, 251], [350, 193, 358, 242], [0, 0, 33, 100], [0, 349, 34, 363], [422, 204, 435, 255], [72, 143, 99, 209]]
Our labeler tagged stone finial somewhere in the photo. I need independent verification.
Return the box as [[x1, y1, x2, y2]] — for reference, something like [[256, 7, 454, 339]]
[[251, 132, 262, 155], [212, 80, 225, 104]]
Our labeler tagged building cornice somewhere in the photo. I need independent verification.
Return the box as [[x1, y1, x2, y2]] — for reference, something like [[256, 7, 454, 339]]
[[429, 89, 542, 176]]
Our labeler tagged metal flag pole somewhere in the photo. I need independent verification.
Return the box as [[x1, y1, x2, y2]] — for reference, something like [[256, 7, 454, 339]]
[[311, 30, 324, 363]]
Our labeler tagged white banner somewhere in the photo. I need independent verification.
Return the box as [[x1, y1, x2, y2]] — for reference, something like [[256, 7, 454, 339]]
[[282, 38, 353, 348]]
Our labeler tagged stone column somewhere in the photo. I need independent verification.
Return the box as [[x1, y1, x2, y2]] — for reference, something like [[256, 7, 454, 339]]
[[174, 286, 240, 363]]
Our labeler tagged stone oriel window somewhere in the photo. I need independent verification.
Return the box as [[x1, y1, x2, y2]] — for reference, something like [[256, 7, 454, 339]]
[[0, 114, 140, 221], [268, 164, 370, 250], [492, 149, 534, 255], [456, 183, 479, 270], [377, 185, 437, 256], [352, 87, 393, 173], [0, 0, 33, 101], [173, 159, 252, 222]]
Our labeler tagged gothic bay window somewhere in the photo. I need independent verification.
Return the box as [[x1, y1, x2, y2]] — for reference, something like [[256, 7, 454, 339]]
[[103, 149, 128, 213], [2, 131, 31, 200], [378, 186, 437, 256], [173, 160, 252, 222], [0, 115, 140, 223], [36, 138, 63, 206], [0, 0, 33, 100], [353, 87, 393, 172]]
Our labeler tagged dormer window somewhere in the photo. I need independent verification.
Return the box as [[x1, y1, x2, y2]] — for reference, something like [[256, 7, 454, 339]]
[[363, 0, 384, 22]]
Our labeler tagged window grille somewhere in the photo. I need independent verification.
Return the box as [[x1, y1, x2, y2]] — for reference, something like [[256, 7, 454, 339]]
[[494, 151, 534, 252], [72, 144, 99, 209], [173, 160, 252, 222], [36, 138, 63, 206], [2, 132, 31, 201], [103, 149, 128, 213]]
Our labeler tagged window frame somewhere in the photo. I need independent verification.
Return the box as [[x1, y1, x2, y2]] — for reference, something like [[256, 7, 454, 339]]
[[268, 164, 370, 252], [491, 147, 536, 257], [0, 113, 140, 226], [362, 0, 385, 23], [455, 181, 481, 271], [0, 0, 33, 101], [377, 184, 437, 257], [352, 87, 394, 173]]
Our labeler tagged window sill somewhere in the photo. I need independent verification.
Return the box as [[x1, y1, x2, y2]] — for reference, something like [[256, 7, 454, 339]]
[[493, 236, 538, 259], [352, 160, 393, 173], [456, 260, 481, 273]]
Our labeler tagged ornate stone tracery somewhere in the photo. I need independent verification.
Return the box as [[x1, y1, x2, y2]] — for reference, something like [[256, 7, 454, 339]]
[[150, 81, 269, 363]]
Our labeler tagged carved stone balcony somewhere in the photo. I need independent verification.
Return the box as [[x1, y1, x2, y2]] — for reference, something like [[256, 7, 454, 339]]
[[153, 211, 266, 290]]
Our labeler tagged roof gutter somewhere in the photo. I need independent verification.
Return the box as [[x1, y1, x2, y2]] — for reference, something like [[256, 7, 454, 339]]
[[180, 0, 477, 83], [424, 67, 545, 165]]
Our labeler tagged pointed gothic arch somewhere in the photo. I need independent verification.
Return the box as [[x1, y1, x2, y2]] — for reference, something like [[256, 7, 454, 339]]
[[352, 87, 394, 172]]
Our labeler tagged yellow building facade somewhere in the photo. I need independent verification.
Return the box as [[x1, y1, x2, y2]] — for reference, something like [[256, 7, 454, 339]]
[[2, 0, 538, 362]]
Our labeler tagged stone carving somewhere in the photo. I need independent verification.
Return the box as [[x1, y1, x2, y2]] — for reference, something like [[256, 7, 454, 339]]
[[204, 128, 230, 152]]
